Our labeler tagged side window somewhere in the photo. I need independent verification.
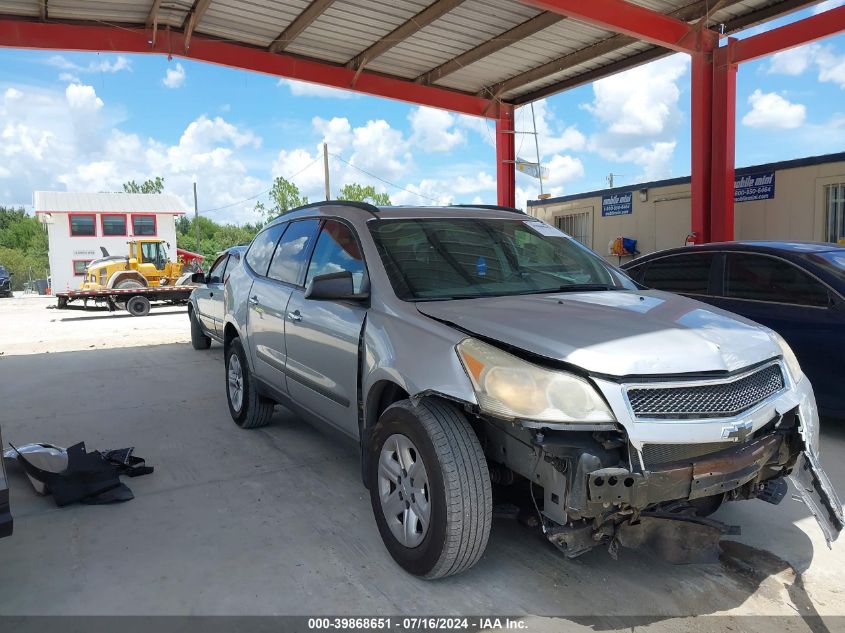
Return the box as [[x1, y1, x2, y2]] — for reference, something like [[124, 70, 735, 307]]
[[267, 219, 321, 285], [245, 223, 287, 276], [207, 255, 229, 284], [305, 220, 367, 293], [724, 254, 830, 307], [641, 253, 714, 294]]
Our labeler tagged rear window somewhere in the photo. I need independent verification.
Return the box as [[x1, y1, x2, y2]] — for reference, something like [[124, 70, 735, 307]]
[[807, 251, 845, 285], [640, 253, 715, 295]]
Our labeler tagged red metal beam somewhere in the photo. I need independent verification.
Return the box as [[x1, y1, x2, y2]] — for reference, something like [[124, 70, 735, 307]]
[[496, 106, 516, 208], [0, 18, 498, 118], [730, 5, 845, 63], [515, 0, 712, 53], [710, 40, 738, 243], [690, 49, 713, 244]]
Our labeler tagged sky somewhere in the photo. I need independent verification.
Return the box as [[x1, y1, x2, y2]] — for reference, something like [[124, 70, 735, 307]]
[[1, 1, 844, 225]]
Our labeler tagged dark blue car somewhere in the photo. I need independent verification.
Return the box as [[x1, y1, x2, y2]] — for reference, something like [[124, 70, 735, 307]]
[[622, 242, 845, 420]]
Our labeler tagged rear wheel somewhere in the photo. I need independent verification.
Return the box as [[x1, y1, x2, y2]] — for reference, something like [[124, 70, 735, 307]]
[[125, 295, 151, 317], [226, 337, 274, 429], [368, 398, 492, 579], [189, 307, 211, 350]]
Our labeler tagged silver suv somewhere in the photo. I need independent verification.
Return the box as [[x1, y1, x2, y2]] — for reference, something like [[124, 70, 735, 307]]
[[220, 202, 842, 578]]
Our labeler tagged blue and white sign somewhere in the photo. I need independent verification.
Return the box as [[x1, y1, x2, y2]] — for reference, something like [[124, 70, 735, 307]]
[[601, 192, 633, 216], [734, 171, 775, 202]]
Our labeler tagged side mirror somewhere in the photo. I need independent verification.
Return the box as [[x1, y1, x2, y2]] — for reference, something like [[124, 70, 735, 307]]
[[8, 272, 13, 277], [191, 271, 207, 284], [305, 271, 368, 301]]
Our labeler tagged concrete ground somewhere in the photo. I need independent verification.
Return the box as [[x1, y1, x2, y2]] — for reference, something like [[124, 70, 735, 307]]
[[1, 295, 844, 630]]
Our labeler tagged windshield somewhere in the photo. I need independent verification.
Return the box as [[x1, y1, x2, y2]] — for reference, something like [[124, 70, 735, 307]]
[[809, 250, 845, 284], [0, 266, 7, 277], [368, 217, 634, 301]]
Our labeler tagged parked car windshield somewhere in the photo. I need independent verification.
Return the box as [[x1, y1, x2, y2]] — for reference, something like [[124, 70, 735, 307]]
[[809, 250, 845, 284], [0, 266, 7, 276], [369, 217, 634, 301]]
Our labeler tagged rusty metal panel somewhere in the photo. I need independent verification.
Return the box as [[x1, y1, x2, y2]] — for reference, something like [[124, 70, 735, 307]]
[[285, 0, 430, 65], [196, 0, 311, 47], [367, 0, 541, 79]]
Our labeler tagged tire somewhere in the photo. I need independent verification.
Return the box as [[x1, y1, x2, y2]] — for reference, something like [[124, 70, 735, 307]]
[[226, 337, 274, 429], [114, 279, 145, 290], [367, 398, 492, 579], [126, 295, 151, 317], [189, 306, 211, 350]]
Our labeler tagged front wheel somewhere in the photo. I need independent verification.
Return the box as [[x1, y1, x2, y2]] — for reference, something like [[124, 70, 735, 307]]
[[368, 399, 492, 579], [226, 337, 274, 429]]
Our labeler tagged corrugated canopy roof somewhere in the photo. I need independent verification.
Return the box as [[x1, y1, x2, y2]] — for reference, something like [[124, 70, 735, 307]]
[[0, 0, 819, 108], [34, 191, 187, 214]]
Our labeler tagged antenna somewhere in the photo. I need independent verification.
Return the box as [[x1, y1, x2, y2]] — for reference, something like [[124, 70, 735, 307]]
[[607, 173, 625, 188]]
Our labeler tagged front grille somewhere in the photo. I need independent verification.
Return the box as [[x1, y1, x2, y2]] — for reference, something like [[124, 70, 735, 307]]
[[640, 442, 737, 468], [626, 363, 784, 419]]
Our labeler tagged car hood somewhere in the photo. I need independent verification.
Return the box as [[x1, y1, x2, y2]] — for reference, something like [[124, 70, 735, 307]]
[[416, 290, 780, 377]]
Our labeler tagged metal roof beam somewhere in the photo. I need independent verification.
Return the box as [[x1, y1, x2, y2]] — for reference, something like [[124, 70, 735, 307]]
[[416, 11, 563, 85], [511, 47, 667, 104], [515, 0, 714, 53], [269, 0, 336, 54], [183, 0, 213, 50], [0, 19, 501, 119], [730, 5, 845, 64], [508, 0, 815, 104], [346, 0, 465, 72], [146, 0, 162, 29]]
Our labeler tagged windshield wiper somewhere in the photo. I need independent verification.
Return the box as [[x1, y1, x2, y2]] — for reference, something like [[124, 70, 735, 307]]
[[522, 283, 619, 294]]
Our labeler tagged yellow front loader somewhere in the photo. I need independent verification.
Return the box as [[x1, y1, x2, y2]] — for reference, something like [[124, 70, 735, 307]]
[[80, 240, 193, 290]]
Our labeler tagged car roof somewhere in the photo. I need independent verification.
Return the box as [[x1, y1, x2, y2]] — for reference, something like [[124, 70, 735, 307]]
[[265, 202, 526, 227], [624, 240, 844, 266]]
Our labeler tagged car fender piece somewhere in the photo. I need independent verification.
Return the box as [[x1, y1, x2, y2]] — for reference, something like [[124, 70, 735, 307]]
[[788, 451, 844, 547]]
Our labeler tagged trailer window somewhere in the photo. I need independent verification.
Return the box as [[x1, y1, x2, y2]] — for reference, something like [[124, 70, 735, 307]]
[[102, 214, 127, 236], [69, 214, 96, 236], [132, 215, 156, 236]]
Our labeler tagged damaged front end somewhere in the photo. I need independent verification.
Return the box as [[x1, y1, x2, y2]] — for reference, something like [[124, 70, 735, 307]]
[[484, 387, 843, 564]]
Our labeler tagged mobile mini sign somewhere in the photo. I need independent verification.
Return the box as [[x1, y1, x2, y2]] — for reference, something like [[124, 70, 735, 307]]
[[734, 171, 775, 202], [601, 192, 633, 216]]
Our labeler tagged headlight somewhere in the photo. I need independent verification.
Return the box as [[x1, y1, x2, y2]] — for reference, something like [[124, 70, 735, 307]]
[[456, 338, 615, 423], [772, 332, 803, 383]]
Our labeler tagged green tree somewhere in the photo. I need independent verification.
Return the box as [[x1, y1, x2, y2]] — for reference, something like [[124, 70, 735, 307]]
[[255, 177, 308, 223], [338, 183, 391, 206], [123, 177, 165, 194], [0, 206, 49, 290]]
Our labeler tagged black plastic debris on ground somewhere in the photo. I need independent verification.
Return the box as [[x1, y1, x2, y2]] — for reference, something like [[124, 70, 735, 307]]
[[8, 442, 152, 506]]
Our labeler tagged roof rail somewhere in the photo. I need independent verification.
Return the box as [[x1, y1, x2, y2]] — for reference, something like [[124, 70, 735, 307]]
[[450, 204, 525, 215], [292, 200, 380, 214]]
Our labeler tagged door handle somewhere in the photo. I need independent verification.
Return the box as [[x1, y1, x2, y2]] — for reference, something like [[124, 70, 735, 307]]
[[249, 295, 259, 305], [288, 309, 302, 322], [209, 291, 214, 298]]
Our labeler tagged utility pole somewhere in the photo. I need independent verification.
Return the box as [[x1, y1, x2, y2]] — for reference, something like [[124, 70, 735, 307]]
[[323, 142, 331, 200], [193, 182, 200, 257]]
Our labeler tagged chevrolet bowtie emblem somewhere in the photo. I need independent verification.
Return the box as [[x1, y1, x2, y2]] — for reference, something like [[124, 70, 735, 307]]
[[721, 420, 754, 442]]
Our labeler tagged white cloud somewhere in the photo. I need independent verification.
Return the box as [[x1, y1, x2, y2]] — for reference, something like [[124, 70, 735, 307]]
[[162, 63, 186, 89], [769, 44, 820, 76], [4, 88, 22, 102], [409, 107, 465, 153], [814, 0, 844, 13], [741, 89, 806, 129], [46, 54, 131, 74], [0, 83, 267, 223], [583, 54, 690, 180], [58, 72, 81, 83], [278, 79, 356, 99], [522, 99, 586, 157], [768, 42, 845, 89]]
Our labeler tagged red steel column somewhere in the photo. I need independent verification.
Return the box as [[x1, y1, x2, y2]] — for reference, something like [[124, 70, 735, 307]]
[[690, 47, 713, 244], [710, 39, 738, 242], [496, 105, 516, 208]]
